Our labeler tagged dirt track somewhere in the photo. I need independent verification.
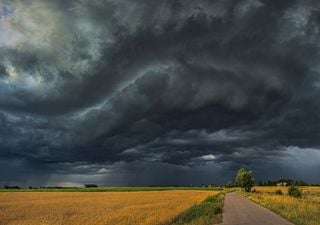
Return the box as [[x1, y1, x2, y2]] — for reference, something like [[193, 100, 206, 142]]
[[221, 192, 294, 225]]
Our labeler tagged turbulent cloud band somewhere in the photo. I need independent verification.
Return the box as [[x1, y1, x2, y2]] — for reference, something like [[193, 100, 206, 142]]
[[0, 0, 320, 185]]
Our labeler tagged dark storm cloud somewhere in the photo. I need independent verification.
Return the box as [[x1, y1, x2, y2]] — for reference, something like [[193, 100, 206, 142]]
[[0, 0, 320, 185]]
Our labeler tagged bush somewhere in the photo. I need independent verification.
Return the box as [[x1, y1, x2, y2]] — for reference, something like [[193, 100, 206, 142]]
[[288, 186, 302, 197], [275, 189, 283, 195]]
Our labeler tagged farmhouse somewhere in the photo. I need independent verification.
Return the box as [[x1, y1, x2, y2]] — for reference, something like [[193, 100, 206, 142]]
[[277, 182, 288, 187]]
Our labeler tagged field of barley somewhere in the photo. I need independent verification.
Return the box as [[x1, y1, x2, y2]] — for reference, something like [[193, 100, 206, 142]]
[[0, 190, 216, 225], [242, 186, 320, 225]]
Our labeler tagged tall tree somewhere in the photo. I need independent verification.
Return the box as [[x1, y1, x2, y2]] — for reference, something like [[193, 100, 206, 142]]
[[236, 168, 255, 192]]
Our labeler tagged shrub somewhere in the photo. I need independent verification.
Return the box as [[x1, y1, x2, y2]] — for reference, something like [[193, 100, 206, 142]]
[[275, 189, 283, 195], [288, 186, 302, 197]]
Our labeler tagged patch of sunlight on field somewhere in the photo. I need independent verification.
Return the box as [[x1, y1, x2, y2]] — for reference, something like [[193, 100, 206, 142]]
[[0, 190, 217, 225], [243, 186, 320, 225]]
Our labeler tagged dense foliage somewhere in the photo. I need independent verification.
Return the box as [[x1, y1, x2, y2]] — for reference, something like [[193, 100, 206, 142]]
[[236, 168, 255, 192]]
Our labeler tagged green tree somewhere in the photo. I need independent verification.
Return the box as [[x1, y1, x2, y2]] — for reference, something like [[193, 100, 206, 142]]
[[236, 168, 255, 192]]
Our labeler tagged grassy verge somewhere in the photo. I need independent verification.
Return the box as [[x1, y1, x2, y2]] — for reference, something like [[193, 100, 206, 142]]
[[169, 193, 225, 225], [0, 186, 223, 192], [240, 186, 320, 225]]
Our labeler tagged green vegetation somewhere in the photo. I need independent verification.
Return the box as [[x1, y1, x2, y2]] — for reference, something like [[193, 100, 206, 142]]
[[275, 189, 283, 195], [170, 193, 224, 225], [257, 179, 308, 186], [288, 185, 302, 197], [84, 184, 99, 188], [236, 168, 255, 192], [242, 186, 320, 225], [0, 186, 223, 192]]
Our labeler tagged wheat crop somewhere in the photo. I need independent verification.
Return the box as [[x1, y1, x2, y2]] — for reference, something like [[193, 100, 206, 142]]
[[0, 190, 216, 225]]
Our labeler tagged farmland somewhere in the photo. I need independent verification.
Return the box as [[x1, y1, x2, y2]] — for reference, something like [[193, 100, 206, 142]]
[[0, 190, 218, 225], [241, 186, 320, 225], [1, 185, 319, 225], [0, 186, 222, 192]]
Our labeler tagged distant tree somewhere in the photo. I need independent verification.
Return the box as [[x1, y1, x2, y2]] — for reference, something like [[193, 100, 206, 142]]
[[4, 185, 21, 189], [267, 180, 276, 186], [294, 180, 308, 186], [84, 184, 98, 188], [225, 181, 237, 188], [29, 186, 38, 189], [235, 168, 255, 192]]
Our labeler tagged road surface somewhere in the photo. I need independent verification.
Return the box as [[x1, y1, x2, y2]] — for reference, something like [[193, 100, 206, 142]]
[[221, 192, 294, 225]]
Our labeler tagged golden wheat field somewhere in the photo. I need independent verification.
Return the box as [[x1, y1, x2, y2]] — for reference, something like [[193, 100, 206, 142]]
[[242, 186, 320, 225], [0, 190, 216, 225]]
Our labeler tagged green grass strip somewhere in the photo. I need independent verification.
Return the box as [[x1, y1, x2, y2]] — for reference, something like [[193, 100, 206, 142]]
[[170, 193, 224, 225]]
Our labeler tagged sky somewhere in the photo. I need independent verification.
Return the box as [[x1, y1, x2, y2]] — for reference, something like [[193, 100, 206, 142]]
[[0, 0, 320, 187]]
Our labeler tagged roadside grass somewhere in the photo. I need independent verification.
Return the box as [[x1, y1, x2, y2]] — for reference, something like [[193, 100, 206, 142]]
[[169, 193, 225, 225], [241, 186, 320, 225], [0, 186, 223, 192]]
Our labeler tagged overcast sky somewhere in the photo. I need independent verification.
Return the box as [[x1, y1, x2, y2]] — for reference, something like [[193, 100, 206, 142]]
[[0, 0, 319, 187]]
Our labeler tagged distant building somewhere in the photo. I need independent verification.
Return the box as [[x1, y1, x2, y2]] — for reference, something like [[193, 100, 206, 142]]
[[277, 182, 288, 186]]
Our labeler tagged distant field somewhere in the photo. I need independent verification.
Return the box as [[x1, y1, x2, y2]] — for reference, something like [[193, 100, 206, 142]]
[[0, 186, 222, 192], [0, 190, 217, 225], [242, 186, 320, 225]]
